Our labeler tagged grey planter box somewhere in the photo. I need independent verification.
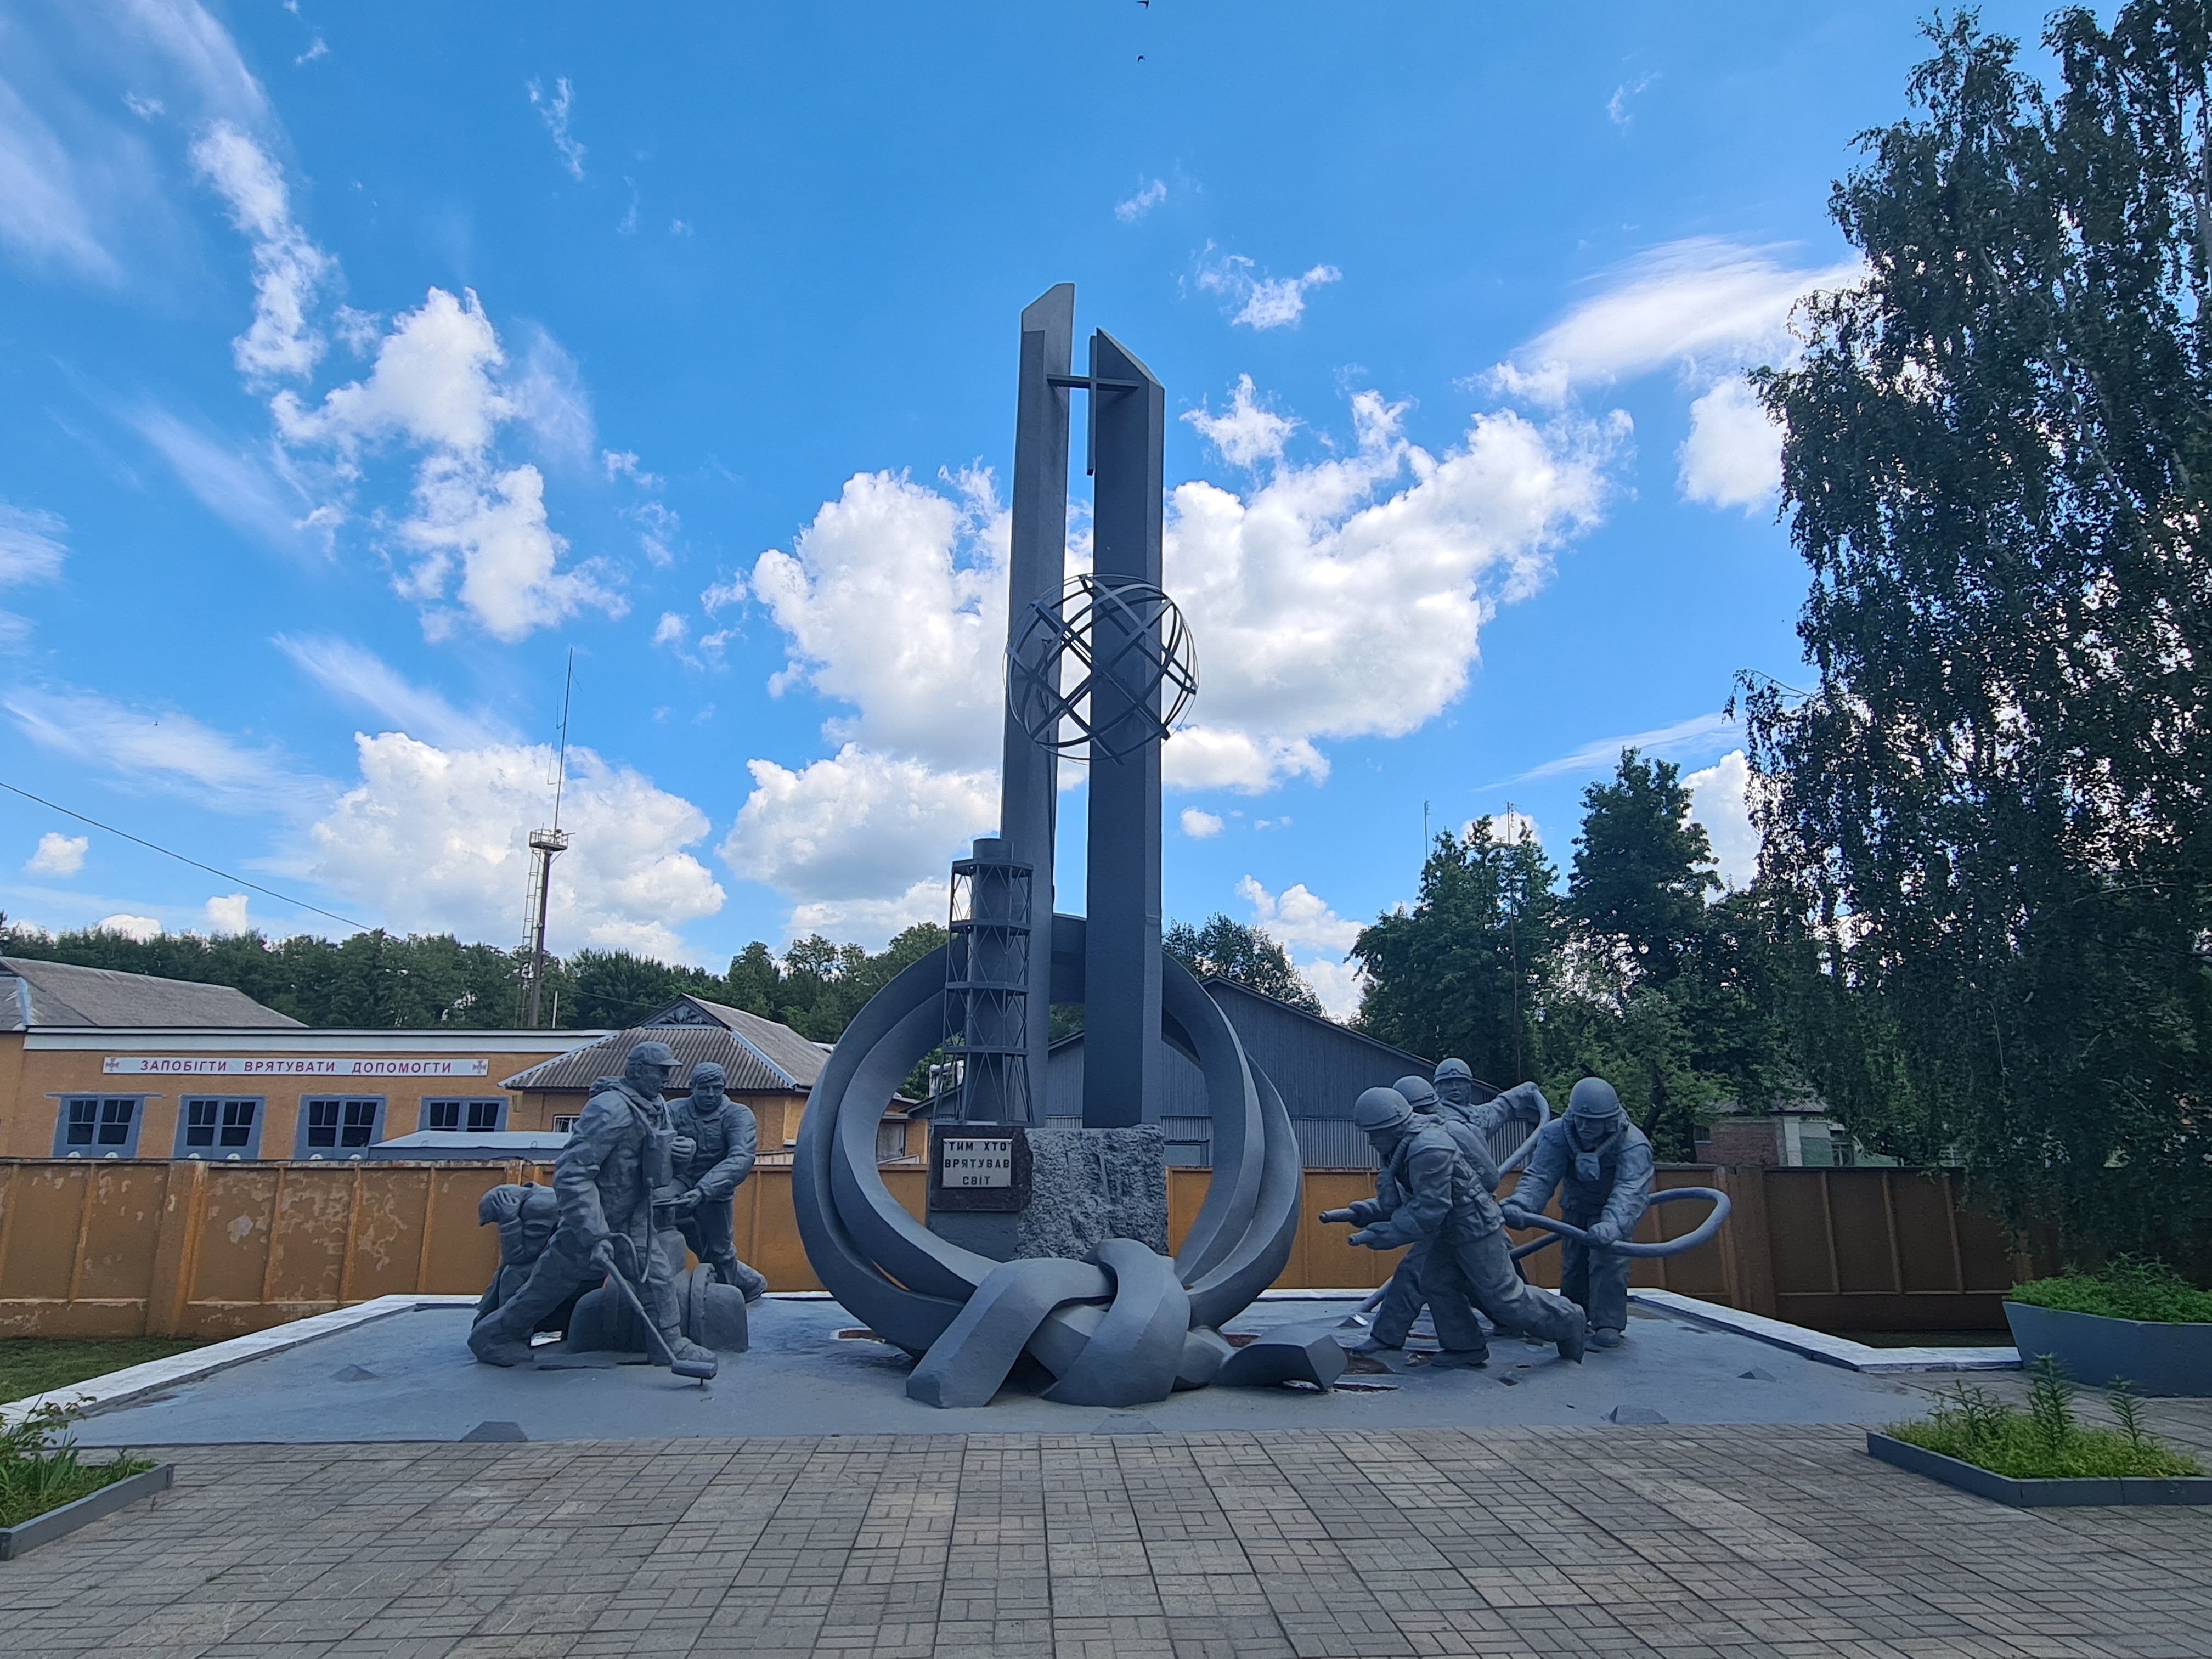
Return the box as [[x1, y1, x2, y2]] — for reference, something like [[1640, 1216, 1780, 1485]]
[[2004, 1301, 2212, 1397], [0, 1463, 174, 1561], [1867, 1433, 2212, 1507]]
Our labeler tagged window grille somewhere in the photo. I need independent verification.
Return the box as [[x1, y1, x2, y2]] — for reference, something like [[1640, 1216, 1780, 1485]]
[[57, 1096, 141, 1156], [180, 1097, 259, 1157], [302, 1096, 382, 1153], [422, 1098, 505, 1133]]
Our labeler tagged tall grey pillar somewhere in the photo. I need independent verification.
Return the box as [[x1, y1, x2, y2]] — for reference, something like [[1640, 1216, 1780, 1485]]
[[1081, 330, 1166, 1130], [1000, 286, 1074, 1112]]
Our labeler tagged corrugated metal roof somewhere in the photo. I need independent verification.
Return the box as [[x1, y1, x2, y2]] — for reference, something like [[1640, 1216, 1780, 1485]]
[[497, 997, 830, 1094], [0, 956, 302, 1030]]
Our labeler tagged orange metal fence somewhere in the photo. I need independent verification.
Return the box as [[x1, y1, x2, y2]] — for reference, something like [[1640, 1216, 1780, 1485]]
[[0, 1158, 2036, 1341]]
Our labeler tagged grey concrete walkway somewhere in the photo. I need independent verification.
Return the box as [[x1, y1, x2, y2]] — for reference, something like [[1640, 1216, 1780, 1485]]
[[5, 1424, 2211, 1658], [64, 1298, 1936, 1446]]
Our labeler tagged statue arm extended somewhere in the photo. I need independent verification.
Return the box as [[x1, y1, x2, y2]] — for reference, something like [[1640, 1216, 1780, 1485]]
[[692, 1103, 758, 1201], [1363, 1142, 1453, 1248], [1506, 1124, 1565, 1216]]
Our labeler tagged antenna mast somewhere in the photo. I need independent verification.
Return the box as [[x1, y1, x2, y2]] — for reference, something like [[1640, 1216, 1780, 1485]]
[[523, 651, 575, 1029]]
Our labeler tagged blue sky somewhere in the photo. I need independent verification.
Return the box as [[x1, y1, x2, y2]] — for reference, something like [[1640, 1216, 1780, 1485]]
[[0, 1, 2052, 1013]]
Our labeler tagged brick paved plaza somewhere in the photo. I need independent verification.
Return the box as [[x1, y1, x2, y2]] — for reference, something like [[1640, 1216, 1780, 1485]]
[[4, 1422, 2210, 1658]]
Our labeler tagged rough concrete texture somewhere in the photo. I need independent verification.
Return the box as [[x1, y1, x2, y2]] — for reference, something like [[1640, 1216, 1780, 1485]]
[[1016, 1125, 1169, 1257], [61, 1297, 1963, 1445]]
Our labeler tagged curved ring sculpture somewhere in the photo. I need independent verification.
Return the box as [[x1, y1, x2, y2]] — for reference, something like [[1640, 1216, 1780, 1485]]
[[1505, 1187, 1733, 1262], [793, 919, 1302, 1409]]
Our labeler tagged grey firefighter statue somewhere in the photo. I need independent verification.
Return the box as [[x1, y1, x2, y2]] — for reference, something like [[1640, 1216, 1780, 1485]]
[[1321, 1086, 1585, 1368], [667, 1061, 767, 1301], [1357, 1073, 1501, 1356], [473, 1183, 577, 1334], [466, 1040, 717, 1373], [1503, 1076, 1654, 1349]]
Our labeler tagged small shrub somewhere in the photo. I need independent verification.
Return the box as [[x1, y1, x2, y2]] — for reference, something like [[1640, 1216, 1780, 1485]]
[[0, 1403, 155, 1530], [2008, 1257, 2212, 1324], [1888, 1361, 2203, 1481]]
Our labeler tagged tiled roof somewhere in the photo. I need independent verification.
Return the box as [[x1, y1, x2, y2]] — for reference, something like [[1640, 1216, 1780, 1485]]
[[0, 956, 303, 1030], [498, 996, 830, 1093]]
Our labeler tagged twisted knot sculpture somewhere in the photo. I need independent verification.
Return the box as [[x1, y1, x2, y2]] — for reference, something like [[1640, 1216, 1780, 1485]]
[[793, 926, 1302, 1408]]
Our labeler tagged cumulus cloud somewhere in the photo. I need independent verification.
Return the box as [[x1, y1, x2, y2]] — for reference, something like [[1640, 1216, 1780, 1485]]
[[1195, 249, 1340, 330], [752, 467, 1008, 770], [274, 634, 515, 748], [307, 733, 723, 956], [1165, 388, 1619, 789], [1678, 376, 1783, 510], [189, 120, 332, 382], [204, 892, 248, 933], [1115, 177, 1166, 222], [1180, 808, 1224, 839], [95, 913, 162, 942], [719, 745, 996, 945], [4, 684, 315, 816], [276, 288, 623, 639], [527, 77, 585, 180], [27, 832, 87, 876], [1507, 710, 1737, 784], [1686, 748, 1759, 889], [1182, 374, 1296, 470], [1237, 874, 1367, 1018], [1492, 238, 1858, 404]]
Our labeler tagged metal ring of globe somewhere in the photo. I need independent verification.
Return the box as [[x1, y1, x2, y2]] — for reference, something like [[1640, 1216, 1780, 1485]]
[[1006, 573, 1198, 761]]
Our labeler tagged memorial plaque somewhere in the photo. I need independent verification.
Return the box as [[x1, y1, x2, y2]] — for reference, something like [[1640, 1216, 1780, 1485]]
[[928, 1126, 1031, 1212]]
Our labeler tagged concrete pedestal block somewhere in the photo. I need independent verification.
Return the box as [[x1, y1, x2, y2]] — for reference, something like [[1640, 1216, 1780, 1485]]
[[1018, 1126, 1169, 1258]]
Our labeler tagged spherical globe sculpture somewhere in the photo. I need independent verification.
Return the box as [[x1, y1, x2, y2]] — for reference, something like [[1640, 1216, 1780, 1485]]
[[1007, 573, 1198, 760]]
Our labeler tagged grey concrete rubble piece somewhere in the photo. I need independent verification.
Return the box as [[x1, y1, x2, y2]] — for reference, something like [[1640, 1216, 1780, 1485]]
[[53, 1295, 1993, 1445]]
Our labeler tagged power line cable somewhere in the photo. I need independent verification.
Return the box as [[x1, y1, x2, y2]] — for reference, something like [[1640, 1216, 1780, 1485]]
[[0, 778, 374, 934]]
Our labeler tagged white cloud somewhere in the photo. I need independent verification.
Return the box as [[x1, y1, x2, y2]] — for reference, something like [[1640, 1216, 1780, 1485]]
[[190, 120, 332, 382], [0, 505, 66, 585], [278, 289, 623, 639], [4, 685, 314, 815], [1508, 710, 1737, 784], [719, 745, 996, 946], [1607, 72, 1658, 128], [273, 634, 515, 748], [1236, 874, 1367, 1018], [701, 573, 746, 613], [1678, 376, 1782, 510], [1685, 748, 1759, 889], [1179, 808, 1224, 839], [1195, 249, 1341, 330], [1182, 374, 1296, 469], [27, 832, 87, 876], [131, 408, 317, 550], [1492, 238, 1858, 404], [1165, 390, 1619, 789], [1478, 809, 1543, 849], [307, 734, 724, 956], [204, 892, 248, 933], [752, 467, 1008, 770], [526, 76, 584, 180], [94, 913, 162, 942], [0, 72, 121, 279], [652, 612, 688, 648], [1237, 874, 1363, 955], [1115, 177, 1166, 223]]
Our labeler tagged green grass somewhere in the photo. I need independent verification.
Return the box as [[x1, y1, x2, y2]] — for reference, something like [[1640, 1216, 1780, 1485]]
[[0, 1338, 207, 1406], [2008, 1257, 2212, 1324], [1888, 1358, 2204, 1481], [0, 1403, 156, 1530]]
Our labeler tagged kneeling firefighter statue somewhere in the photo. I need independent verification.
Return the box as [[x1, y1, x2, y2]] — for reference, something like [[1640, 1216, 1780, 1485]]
[[467, 1040, 719, 1378]]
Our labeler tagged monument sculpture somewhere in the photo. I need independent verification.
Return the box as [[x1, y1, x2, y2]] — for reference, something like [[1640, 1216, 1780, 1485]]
[[467, 1041, 724, 1378], [1503, 1076, 1655, 1350], [794, 285, 1308, 1408], [667, 1062, 768, 1301], [1323, 1086, 1587, 1367]]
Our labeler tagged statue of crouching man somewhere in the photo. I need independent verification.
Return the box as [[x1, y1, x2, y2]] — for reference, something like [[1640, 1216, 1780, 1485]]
[[467, 1040, 716, 1374]]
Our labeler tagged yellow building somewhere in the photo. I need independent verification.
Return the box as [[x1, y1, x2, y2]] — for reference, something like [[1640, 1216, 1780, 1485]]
[[0, 955, 607, 1161]]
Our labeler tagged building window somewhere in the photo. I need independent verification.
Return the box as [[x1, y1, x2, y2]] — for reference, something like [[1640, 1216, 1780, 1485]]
[[421, 1097, 506, 1134], [54, 1096, 143, 1158], [177, 1097, 261, 1160], [298, 1096, 384, 1156], [552, 1115, 579, 1134]]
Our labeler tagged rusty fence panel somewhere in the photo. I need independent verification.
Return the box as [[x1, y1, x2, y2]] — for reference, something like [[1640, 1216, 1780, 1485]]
[[0, 1158, 2033, 1340]]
